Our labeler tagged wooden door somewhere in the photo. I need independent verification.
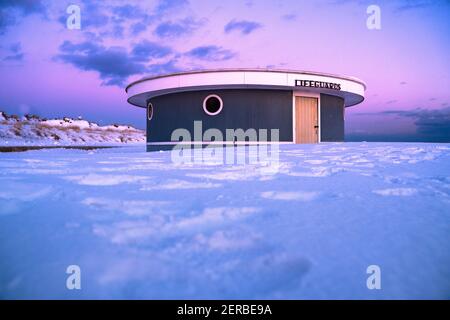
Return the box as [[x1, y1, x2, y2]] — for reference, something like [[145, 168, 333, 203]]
[[295, 96, 318, 143]]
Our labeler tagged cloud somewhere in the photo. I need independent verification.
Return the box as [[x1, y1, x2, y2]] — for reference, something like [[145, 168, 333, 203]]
[[154, 18, 203, 38], [130, 40, 173, 61], [281, 14, 297, 21], [56, 1, 192, 39], [394, 0, 450, 12], [54, 41, 149, 86], [3, 42, 24, 61], [58, 3, 153, 39], [131, 22, 148, 35], [0, 0, 46, 34], [397, 107, 450, 139], [10, 42, 21, 53], [112, 4, 154, 35], [0, 0, 46, 14], [395, 0, 433, 12], [107, 1, 189, 36], [3, 53, 24, 61], [327, 0, 449, 11], [224, 19, 262, 35], [0, 11, 15, 34], [385, 100, 398, 105], [54, 39, 176, 86], [70, 1, 187, 38], [155, 0, 189, 14], [102, 18, 125, 38], [112, 4, 144, 18], [185, 45, 236, 61], [147, 59, 181, 76], [351, 107, 450, 142], [57, 2, 109, 30]]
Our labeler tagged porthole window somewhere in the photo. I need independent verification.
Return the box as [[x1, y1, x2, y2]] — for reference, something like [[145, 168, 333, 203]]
[[203, 94, 223, 116], [147, 102, 154, 121]]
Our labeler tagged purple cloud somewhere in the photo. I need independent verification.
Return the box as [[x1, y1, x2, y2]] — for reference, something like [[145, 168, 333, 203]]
[[185, 45, 236, 61], [155, 0, 189, 14], [54, 41, 148, 86], [281, 14, 297, 21], [3, 42, 24, 61], [224, 19, 262, 35], [155, 18, 202, 38], [131, 40, 173, 60], [0, 0, 46, 34]]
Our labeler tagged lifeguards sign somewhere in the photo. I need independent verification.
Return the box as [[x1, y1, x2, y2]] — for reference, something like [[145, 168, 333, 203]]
[[295, 79, 341, 91]]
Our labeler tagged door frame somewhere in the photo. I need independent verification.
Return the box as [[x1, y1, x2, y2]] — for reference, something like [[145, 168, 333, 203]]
[[292, 91, 321, 143]]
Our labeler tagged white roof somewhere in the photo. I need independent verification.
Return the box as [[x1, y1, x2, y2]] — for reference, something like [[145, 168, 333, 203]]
[[126, 68, 366, 108]]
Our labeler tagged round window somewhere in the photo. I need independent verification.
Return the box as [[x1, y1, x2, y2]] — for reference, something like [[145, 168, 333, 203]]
[[147, 102, 154, 120], [203, 94, 223, 116]]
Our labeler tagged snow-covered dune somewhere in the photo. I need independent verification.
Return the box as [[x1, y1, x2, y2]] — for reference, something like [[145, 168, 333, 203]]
[[0, 111, 145, 146]]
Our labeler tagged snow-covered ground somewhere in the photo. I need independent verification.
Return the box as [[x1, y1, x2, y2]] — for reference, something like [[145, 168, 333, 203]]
[[0, 143, 449, 299], [0, 111, 145, 146]]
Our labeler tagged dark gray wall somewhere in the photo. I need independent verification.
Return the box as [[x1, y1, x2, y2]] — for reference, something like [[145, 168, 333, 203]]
[[147, 89, 293, 143], [320, 94, 345, 142]]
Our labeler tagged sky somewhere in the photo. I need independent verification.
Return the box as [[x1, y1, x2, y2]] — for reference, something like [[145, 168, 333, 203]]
[[0, 0, 449, 141]]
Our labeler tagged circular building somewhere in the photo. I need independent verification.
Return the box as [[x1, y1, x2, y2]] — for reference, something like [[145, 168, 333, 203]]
[[126, 69, 366, 150]]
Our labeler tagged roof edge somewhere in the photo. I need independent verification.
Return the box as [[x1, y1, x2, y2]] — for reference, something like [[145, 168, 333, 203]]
[[125, 68, 367, 93]]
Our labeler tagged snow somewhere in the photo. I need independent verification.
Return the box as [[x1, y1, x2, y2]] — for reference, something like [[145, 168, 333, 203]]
[[260, 191, 319, 201], [65, 174, 150, 186], [372, 188, 418, 196], [0, 142, 449, 299], [0, 113, 145, 146]]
